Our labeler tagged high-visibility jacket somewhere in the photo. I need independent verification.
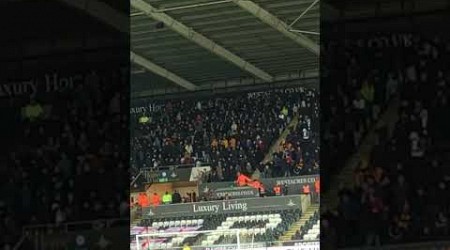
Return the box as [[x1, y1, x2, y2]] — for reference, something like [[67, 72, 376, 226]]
[[302, 184, 310, 194], [281, 106, 289, 117], [24, 104, 43, 120], [314, 179, 320, 194], [139, 116, 149, 124], [236, 174, 251, 187], [140, 194, 150, 207], [361, 81, 374, 103], [183, 246, 191, 250], [162, 194, 172, 204], [151, 194, 161, 206], [138, 193, 148, 207], [249, 180, 261, 189], [273, 186, 281, 195]]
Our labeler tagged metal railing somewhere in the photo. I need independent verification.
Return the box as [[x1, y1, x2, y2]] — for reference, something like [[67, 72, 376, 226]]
[[131, 161, 211, 188], [133, 229, 319, 250]]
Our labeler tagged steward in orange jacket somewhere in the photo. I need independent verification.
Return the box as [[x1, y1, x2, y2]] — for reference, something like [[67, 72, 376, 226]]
[[138, 193, 150, 207], [236, 172, 251, 187], [314, 178, 320, 194], [273, 184, 282, 196], [150, 193, 161, 206], [302, 184, 311, 194]]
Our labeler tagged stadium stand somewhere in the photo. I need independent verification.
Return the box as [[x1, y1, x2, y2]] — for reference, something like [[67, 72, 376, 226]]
[[0, 70, 129, 248], [131, 87, 319, 184], [321, 32, 410, 193], [322, 33, 450, 248], [130, 86, 320, 249]]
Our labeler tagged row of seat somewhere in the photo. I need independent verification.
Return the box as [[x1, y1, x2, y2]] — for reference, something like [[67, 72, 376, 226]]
[[201, 212, 290, 246], [151, 219, 204, 228], [134, 209, 300, 249], [303, 220, 320, 241], [225, 214, 281, 222]]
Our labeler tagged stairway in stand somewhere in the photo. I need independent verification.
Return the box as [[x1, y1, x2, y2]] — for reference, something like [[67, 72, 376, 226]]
[[131, 207, 144, 227], [131, 218, 143, 227], [321, 98, 400, 212], [279, 203, 319, 242], [261, 115, 299, 164]]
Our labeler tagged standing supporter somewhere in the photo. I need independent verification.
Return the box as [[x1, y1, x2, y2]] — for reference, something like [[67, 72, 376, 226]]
[[191, 191, 197, 202], [172, 190, 182, 204], [259, 184, 266, 197], [283, 184, 289, 196]]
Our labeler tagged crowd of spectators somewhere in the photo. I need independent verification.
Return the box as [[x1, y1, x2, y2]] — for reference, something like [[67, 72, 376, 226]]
[[131, 87, 319, 183], [321, 32, 412, 192], [0, 70, 129, 248], [322, 34, 450, 247]]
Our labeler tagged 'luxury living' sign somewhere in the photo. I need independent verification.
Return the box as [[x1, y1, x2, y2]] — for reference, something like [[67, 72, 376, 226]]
[[193, 201, 248, 214], [143, 195, 302, 219]]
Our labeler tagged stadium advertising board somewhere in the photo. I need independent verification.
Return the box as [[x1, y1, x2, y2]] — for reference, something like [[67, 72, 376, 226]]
[[199, 175, 318, 197], [347, 33, 413, 48], [247, 86, 308, 99], [143, 195, 301, 219], [0, 73, 83, 98], [211, 186, 259, 200], [200, 242, 319, 250], [130, 103, 164, 114]]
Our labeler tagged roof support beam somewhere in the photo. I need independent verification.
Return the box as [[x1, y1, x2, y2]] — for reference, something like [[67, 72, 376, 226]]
[[131, 0, 274, 83], [288, 0, 320, 29], [58, 0, 128, 33], [130, 51, 198, 91], [232, 0, 320, 56]]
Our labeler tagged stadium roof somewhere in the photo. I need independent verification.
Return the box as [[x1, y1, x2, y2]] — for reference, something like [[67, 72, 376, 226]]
[[130, 0, 320, 97]]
